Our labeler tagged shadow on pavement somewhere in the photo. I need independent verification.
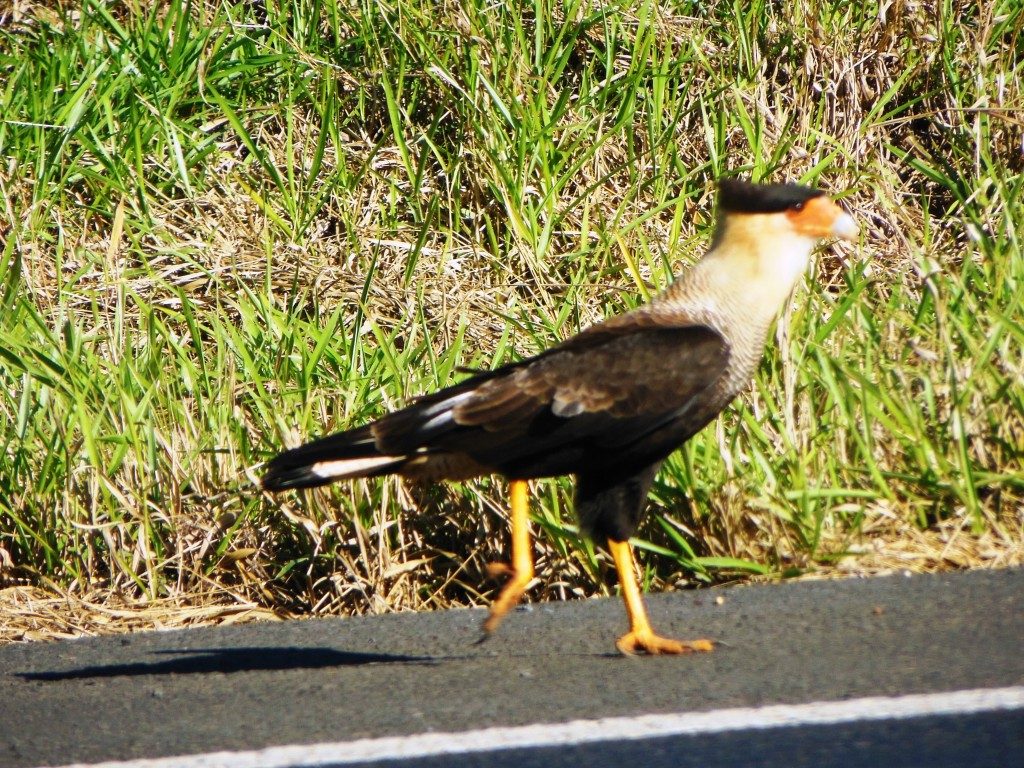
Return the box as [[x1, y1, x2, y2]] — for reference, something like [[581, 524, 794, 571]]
[[18, 646, 437, 681]]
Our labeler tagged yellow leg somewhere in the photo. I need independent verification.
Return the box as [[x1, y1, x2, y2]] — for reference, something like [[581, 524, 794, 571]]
[[608, 538, 715, 655], [482, 480, 534, 636]]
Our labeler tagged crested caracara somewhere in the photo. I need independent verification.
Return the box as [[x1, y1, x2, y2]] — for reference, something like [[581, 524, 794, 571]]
[[262, 178, 858, 655]]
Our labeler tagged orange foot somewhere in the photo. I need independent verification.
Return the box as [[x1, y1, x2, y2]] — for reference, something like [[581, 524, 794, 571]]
[[481, 562, 534, 636], [615, 630, 715, 656]]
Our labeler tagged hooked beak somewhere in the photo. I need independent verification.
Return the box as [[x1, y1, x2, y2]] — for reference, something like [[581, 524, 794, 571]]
[[830, 210, 859, 241], [788, 196, 859, 242]]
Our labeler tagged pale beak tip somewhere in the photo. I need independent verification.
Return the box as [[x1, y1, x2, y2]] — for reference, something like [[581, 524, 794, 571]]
[[832, 212, 859, 242]]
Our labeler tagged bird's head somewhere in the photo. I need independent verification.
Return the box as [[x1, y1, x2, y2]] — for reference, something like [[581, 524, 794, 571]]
[[716, 178, 858, 244], [699, 179, 859, 319]]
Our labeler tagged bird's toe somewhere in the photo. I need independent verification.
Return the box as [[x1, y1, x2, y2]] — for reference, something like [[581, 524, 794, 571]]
[[615, 631, 715, 656]]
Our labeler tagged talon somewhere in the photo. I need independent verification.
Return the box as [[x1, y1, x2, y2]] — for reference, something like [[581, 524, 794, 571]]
[[482, 566, 533, 635]]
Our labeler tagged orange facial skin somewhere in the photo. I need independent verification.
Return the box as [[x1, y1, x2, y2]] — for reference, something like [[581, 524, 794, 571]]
[[787, 195, 854, 240]]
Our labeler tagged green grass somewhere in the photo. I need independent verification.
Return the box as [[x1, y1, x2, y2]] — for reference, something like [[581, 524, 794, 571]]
[[0, 0, 1021, 630]]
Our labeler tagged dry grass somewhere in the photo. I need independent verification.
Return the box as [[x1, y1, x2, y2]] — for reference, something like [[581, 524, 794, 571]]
[[0, 0, 1022, 643]]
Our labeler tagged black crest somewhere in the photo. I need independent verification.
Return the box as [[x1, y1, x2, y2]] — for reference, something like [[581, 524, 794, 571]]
[[718, 179, 825, 214]]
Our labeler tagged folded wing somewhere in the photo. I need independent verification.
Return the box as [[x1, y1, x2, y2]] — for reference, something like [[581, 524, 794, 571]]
[[263, 320, 730, 489]]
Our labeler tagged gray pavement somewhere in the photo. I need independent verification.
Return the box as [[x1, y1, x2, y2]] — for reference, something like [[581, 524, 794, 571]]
[[1, 568, 1022, 767]]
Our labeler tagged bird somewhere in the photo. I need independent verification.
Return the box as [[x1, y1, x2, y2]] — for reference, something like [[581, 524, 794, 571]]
[[261, 178, 858, 655]]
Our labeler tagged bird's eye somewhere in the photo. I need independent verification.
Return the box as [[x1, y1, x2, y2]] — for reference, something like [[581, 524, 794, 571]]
[[791, 202, 805, 212]]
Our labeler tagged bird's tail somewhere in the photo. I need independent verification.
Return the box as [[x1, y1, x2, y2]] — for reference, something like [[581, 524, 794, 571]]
[[261, 380, 496, 491], [260, 424, 408, 491]]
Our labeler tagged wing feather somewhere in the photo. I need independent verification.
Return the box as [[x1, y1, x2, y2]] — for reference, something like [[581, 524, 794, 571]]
[[366, 318, 730, 481], [453, 324, 728, 428]]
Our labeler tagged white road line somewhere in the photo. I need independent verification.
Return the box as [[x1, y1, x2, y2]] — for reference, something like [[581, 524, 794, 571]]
[[51, 686, 1024, 768]]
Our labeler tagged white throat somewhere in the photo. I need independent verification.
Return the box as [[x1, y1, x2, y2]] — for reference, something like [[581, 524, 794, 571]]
[[700, 218, 816, 325]]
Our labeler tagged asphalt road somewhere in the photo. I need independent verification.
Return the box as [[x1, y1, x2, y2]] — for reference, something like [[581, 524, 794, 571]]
[[1, 568, 1022, 768]]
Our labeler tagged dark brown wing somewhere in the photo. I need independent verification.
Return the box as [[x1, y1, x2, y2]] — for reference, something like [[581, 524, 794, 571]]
[[372, 322, 730, 479], [456, 325, 726, 424]]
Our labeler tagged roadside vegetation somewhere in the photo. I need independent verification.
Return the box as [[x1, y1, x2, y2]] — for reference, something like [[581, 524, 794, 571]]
[[1, 0, 1021, 641]]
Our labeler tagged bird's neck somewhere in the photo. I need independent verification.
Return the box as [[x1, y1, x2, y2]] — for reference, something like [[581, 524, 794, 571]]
[[686, 216, 814, 328]]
